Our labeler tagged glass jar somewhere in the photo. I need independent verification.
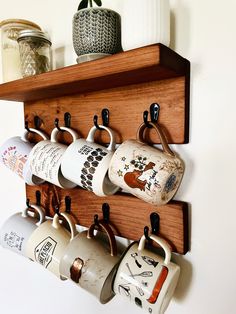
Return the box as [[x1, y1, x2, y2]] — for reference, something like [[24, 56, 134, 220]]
[[17, 30, 52, 77], [0, 19, 41, 82]]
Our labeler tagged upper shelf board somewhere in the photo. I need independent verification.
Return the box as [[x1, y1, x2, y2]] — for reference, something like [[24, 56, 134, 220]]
[[0, 44, 190, 102]]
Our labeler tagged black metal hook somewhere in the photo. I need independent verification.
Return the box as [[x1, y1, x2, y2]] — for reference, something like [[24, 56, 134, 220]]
[[143, 103, 160, 128], [35, 190, 41, 206], [25, 116, 42, 132], [102, 203, 110, 224], [26, 198, 31, 208], [144, 212, 160, 241], [94, 214, 99, 225], [54, 112, 71, 131], [65, 196, 71, 213], [93, 108, 109, 130]]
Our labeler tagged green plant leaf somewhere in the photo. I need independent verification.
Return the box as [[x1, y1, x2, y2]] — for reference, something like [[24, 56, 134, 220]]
[[78, 0, 89, 10], [93, 0, 102, 7]]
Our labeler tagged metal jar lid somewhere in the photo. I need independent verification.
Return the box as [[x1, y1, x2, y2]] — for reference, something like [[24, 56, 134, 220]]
[[0, 19, 41, 30], [17, 29, 51, 45]]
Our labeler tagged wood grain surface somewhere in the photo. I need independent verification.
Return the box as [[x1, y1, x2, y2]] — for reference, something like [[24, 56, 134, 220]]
[[24, 76, 188, 144], [26, 184, 189, 255]]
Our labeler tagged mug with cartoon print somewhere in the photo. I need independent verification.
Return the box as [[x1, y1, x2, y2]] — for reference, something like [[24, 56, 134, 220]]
[[108, 122, 184, 205]]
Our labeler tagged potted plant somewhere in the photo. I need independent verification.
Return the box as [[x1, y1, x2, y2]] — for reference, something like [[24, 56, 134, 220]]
[[73, 0, 123, 63]]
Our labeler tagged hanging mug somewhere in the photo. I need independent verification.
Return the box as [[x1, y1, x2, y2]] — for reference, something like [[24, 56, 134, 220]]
[[61, 125, 119, 196], [113, 234, 180, 314], [28, 126, 79, 188], [0, 127, 48, 185], [0, 204, 45, 257], [108, 122, 184, 205], [26, 212, 77, 279], [59, 220, 119, 304]]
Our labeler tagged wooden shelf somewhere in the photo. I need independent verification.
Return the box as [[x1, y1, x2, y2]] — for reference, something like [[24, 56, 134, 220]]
[[0, 44, 190, 102]]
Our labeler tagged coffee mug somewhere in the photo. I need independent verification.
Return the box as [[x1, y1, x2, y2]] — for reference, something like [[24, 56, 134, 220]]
[[28, 127, 79, 188], [59, 220, 119, 303], [113, 234, 180, 314], [108, 122, 184, 205], [26, 212, 77, 279], [0, 204, 45, 257], [0, 128, 48, 185], [61, 125, 119, 196]]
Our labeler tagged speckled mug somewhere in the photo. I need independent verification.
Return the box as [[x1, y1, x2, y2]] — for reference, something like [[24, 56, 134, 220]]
[[59, 221, 119, 304], [108, 122, 184, 205]]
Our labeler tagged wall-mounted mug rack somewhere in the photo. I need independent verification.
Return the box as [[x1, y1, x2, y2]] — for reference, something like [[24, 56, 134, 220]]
[[0, 44, 190, 255]]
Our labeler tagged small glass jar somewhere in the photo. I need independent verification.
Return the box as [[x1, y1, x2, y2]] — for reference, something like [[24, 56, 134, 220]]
[[17, 30, 52, 77], [0, 19, 41, 82]]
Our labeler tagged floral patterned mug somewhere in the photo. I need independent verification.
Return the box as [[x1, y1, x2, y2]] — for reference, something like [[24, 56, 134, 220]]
[[108, 122, 184, 205]]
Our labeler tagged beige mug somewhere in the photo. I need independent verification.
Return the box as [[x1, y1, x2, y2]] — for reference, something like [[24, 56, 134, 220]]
[[113, 234, 180, 314], [26, 212, 77, 279], [59, 220, 119, 304], [109, 122, 184, 205]]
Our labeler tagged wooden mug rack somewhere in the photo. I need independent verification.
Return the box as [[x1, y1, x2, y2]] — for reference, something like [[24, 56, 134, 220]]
[[0, 44, 190, 255]]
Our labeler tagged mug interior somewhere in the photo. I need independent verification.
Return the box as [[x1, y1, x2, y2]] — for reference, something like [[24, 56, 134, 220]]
[[102, 171, 120, 195], [58, 167, 77, 189], [32, 174, 45, 185]]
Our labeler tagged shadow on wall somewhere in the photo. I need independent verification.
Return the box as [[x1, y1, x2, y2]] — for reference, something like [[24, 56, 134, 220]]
[[172, 251, 193, 301], [170, 0, 191, 54]]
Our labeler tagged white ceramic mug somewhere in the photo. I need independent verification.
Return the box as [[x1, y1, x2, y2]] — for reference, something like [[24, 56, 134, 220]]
[[59, 220, 119, 304], [61, 125, 119, 196], [26, 212, 77, 279], [28, 127, 79, 188], [0, 128, 48, 185], [108, 122, 184, 205], [0, 204, 45, 257], [113, 234, 180, 314]]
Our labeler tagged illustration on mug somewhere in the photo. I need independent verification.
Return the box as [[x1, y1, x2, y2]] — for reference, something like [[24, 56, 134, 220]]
[[34, 236, 57, 268], [1, 146, 27, 179], [116, 251, 169, 312], [115, 153, 183, 200], [4, 231, 24, 252], [79, 145, 108, 191]]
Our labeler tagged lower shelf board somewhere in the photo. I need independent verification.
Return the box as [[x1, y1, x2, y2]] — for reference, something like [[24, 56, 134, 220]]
[[26, 184, 189, 255]]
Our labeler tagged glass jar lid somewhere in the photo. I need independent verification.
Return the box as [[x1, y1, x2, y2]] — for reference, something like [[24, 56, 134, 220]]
[[17, 29, 51, 45], [0, 19, 41, 29]]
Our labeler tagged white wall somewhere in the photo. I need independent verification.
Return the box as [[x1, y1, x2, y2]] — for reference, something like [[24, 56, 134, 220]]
[[0, 0, 236, 313]]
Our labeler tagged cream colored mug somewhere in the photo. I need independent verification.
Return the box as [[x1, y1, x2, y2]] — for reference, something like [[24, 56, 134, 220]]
[[26, 212, 77, 279], [113, 234, 180, 314], [28, 127, 79, 188], [108, 122, 184, 205]]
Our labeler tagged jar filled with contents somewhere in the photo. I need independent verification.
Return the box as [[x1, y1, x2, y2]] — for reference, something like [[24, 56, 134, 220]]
[[17, 30, 52, 77], [0, 19, 41, 82]]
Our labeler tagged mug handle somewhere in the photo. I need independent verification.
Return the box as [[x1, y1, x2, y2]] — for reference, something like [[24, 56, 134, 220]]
[[21, 204, 45, 226], [86, 125, 116, 151], [137, 122, 175, 157], [50, 127, 79, 143], [52, 212, 77, 240], [87, 220, 117, 256], [21, 127, 49, 142], [138, 234, 172, 266]]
